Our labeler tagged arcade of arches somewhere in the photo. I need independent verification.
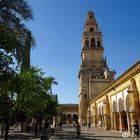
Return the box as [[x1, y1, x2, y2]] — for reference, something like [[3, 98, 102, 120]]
[[58, 104, 78, 124], [88, 61, 140, 133], [78, 10, 140, 134]]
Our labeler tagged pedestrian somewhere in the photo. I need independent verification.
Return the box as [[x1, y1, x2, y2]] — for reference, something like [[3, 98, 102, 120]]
[[88, 122, 90, 130], [98, 120, 101, 127], [59, 121, 63, 132], [132, 120, 139, 139], [73, 122, 75, 127], [76, 122, 81, 138]]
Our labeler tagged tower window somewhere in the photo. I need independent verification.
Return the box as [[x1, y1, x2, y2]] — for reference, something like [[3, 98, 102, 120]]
[[85, 40, 89, 47], [97, 40, 101, 47], [84, 94, 87, 99], [90, 15, 92, 19], [90, 27, 94, 32], [91, 38, 95, 47]]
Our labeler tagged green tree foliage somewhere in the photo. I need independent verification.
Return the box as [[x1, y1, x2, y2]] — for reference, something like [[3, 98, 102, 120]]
[[15, 67, 58, 135], [17, 67, 58, 119], [0, 24, 20, 52], [0, 1, 58, 139], [0, 51, 18, 140], [0, 0, 35, 68], [0, 0, 32, 23], [0, 63, 58, 139]]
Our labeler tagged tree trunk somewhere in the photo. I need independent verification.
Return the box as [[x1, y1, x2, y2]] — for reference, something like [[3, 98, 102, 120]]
[[34, 119, 38, 136], [21, 31, 31, 72], [4, 123, 9, 140], [39, 122, 42, 132]]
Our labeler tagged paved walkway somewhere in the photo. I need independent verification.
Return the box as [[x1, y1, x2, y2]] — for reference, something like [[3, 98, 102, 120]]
[[50, 126, 139, 140], [0, 126, 139, 139]]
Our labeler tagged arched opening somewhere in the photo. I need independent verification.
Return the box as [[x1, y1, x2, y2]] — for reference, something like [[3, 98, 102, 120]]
[[90, 27, 94, 32], [91, 38, 95, 47], [85, 40, 89, 47], [112, 101, 117, 113], [84, 94, 87, 100], [121, 111, 128, 130], [73, 114, 78, 123], [112, 100, 120, 130], [97, 40, 101, 47], [125, 95, 129, 111], [118, 98, 123, 112]]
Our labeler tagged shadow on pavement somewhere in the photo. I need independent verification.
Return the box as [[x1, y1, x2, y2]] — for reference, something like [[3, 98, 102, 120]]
[[0, 131, 40, 139]]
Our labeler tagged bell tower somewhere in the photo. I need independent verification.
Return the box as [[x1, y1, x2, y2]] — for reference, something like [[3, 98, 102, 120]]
[[78, 10, 115, 125]]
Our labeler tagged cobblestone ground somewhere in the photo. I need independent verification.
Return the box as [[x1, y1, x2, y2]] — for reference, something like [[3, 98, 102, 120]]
[[0, 126, 140, 140]]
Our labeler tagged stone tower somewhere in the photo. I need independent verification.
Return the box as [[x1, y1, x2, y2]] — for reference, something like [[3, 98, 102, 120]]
[[78, 10, 115, 125]]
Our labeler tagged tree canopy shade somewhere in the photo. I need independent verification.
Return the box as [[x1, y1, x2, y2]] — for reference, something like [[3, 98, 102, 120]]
[[0, 65, 58, 139]]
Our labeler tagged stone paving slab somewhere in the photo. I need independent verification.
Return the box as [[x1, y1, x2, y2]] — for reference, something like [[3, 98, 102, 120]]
[[0, 126, 140, 140], [50, 126, 140, 140]]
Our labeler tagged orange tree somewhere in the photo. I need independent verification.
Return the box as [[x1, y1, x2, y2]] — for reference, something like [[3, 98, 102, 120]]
[[0, 62, 58, 139], [15, 67, 58, 135]]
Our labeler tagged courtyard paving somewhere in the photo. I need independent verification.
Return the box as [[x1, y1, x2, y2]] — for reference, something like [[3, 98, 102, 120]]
[[0, 125, 139, 140], [50, 125, 139, 140]]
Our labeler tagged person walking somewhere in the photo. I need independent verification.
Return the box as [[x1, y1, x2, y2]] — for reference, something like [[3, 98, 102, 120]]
[[76, 122, 81, 138], [88, 122, 91, 130], [59, 121, 63, 132], [132, 120, 139, 139]]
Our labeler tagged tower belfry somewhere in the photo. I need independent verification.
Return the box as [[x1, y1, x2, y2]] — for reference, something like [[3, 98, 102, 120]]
[[78, 10, 115, 125]]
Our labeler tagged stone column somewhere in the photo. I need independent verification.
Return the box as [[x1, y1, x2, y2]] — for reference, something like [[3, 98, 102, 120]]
[[87, 107, 90, 124], [104, 95, 111, 130], [94, 102, 98, 127], [114, 113, 117, 130], [93, 102, 98, 127], [126, 111, 131, 134], [128, 78, 140, 132]]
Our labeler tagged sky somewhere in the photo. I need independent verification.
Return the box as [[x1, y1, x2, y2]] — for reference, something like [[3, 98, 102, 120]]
[[26, 0, 140, 104]]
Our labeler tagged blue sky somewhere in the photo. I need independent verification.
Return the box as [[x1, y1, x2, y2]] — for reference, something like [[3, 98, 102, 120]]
[[27, 0, 140, 104]]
